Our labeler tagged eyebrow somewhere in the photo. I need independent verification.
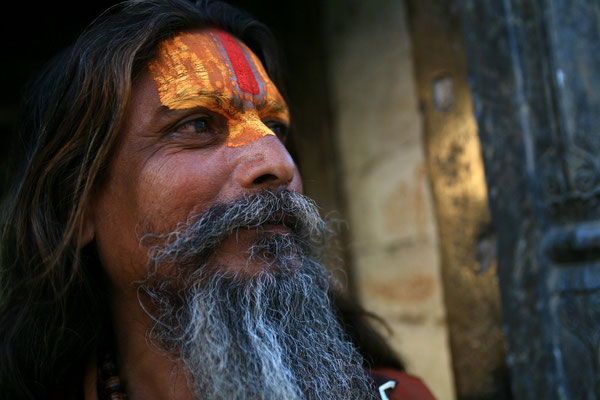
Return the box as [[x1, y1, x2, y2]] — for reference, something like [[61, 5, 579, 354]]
[[179, 91, 228, 110], [154, 90, 289, 122], [153, 91, 227, 119], [257, 99, 288, 115]]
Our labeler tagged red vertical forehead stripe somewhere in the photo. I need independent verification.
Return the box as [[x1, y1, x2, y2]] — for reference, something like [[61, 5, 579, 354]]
[[215, 31, 260, 95]]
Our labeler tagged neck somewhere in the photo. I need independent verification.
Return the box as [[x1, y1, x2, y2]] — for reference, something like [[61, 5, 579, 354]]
[[110, 290, 193, 400]]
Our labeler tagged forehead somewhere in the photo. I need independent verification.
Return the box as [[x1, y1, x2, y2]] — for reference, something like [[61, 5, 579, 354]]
[[148, 29, 284, 110]]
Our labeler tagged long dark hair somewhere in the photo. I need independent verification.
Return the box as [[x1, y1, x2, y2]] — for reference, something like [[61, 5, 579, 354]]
[[0, 0, 402, 397]]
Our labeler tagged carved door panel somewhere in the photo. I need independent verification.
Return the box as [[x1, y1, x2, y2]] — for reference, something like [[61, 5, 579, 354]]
[[460, 1, 600, 399]]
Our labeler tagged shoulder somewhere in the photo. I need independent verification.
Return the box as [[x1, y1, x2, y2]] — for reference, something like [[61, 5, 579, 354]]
[[370, 368, 436, 400]]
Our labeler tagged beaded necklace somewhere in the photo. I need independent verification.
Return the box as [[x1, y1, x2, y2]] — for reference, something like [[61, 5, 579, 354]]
[[96, 343, 127, 399]]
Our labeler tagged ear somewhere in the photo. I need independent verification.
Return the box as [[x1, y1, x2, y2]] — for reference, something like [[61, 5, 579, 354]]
[[78, 205, 95, 248]]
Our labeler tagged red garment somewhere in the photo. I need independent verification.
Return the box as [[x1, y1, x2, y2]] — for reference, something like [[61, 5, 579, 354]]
[[370, 368, 436, 400]]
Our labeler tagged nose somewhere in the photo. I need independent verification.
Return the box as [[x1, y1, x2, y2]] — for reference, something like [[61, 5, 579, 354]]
[[233, 135, 302, 192]]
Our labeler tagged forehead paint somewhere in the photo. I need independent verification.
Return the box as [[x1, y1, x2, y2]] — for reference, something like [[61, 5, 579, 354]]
[[214, 31, 259, 95], [148, 30, 288, 147]]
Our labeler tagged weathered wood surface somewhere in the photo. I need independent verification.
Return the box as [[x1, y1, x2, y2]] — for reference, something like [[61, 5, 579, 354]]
[[461, 1, 600, 399]]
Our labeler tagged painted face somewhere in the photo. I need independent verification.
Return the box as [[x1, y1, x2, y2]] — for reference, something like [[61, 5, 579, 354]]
[[148, 29, 289, 147], [88, 29, 302, 295]]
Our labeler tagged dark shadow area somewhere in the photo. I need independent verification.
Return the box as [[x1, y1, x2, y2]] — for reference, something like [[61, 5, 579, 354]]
[[0, 2, 122, 198]]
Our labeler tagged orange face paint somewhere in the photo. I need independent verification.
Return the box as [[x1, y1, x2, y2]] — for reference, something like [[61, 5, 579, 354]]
[[148, 29, 289, 148]]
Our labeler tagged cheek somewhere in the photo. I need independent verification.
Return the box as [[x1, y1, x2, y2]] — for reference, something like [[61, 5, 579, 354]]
[[94, 149, 233, 291], [135, 151, 232, 232]]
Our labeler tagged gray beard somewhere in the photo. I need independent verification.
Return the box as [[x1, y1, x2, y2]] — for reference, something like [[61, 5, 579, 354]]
[[139, 190, 377, 399]]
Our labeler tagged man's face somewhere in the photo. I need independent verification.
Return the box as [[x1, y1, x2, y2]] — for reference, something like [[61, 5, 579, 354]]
[[90, 29, 302, 292]]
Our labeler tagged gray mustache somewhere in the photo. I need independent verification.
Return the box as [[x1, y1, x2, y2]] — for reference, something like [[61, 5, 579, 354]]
[[143, 189, 329, 268]]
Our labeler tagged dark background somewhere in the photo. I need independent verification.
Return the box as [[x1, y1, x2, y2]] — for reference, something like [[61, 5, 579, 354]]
[[0, 2, 120, 194]]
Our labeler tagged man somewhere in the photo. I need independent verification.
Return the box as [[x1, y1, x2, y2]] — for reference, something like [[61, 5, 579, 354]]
[[0, 1, 434, 399]]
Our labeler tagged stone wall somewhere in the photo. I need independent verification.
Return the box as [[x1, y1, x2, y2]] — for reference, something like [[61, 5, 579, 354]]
[[322, 1, 456, 398]]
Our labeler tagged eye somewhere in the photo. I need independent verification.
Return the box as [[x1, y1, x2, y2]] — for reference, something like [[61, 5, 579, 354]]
[[174, 117, 210, 135], [264, 121, 289, 143]]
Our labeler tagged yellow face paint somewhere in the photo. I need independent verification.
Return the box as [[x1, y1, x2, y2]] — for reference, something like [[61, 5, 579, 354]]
[[148, 29, 289, 148]]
